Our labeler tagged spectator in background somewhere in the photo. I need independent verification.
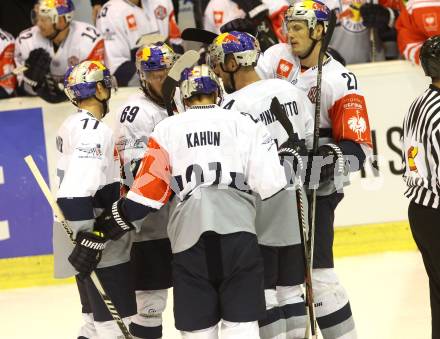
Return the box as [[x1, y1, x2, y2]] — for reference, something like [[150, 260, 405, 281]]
[[15, 0, 105, 103], [396, 0, 440, 64], [0, 28, 17, 99], [327, 0, 400, 64]]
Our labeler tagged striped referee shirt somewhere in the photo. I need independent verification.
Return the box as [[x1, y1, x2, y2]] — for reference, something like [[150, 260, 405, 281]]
[[403, 84, 440, 208]]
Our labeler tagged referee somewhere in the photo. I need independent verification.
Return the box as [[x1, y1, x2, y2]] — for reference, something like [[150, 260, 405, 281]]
[[403, 35, 440, 339]]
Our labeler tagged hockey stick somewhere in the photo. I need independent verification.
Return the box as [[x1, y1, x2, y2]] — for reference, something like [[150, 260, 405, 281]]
[[24, 155, 133, 339], [270, 97, 318, 338], [0, 65, 28, 81], [306, 13, 337, 335], [162, 50, 200, 116], [181, 28, 218, 44], [135, 33, 166, 47]]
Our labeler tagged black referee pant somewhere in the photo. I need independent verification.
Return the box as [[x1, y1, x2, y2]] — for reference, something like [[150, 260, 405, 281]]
[[408, 201, 440, 339]]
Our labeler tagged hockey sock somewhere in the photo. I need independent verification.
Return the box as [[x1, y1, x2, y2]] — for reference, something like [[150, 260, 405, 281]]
[[259, 289, 286, 339], [77, 313, 97, 339], [94, 316, 131, 339], [313, 269, 357, 339], [221, 320, 260, 339], [181, 324, 219, 339], [277, 285, 307, 339], [129, 289, 168, 338]]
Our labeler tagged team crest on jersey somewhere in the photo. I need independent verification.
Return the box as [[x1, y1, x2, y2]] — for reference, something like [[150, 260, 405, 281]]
[[126, 14, 137, 31], [347, 112, 368, 141], [308, 86, 318, 103], [276, 59, 294, 79], [76, 143, 103, 159], [407, 146, 418, 171], [338, 0, 367, 33], [214, 11, 224, 25], [68, 56, 80, 67], [423, 13, 438, 31], [154, 5, 167, 20]]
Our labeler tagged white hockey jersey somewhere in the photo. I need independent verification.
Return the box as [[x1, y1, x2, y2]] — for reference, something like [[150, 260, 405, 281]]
[[125, 104, 287, 253], [115, 91, 170, 241], [204, 0, 289, 39], [96, 0, 156, 74], [222, 78, 313, 246], [140, 0, 181, 44], [0, 28, 17, 95], [54, 109, 132, 277], [257, 43, 373, 194], [15, 21, 104, 90]]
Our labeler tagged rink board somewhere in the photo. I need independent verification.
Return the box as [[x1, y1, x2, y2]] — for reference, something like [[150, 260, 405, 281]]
[[0, 61, 428, 289]]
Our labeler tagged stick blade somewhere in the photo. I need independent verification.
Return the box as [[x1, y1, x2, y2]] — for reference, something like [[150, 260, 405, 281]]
[[136, 33, 166, 47], [181, 28, 218, 44], [270, 97, 294, 137], [162, 50, 200, 116]]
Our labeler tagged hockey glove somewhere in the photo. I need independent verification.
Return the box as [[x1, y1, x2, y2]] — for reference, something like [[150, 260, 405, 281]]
[[230, 0, 266, 17], [68, 231, 106, 277], [220, 18, 257, 36], [278, 136, 308, 176], [306, 143, 344, 186], [23, 48, 51, 89], [95, 199, 135, 240], [36, 75, 67, 103], [360, 4, 395, 29]]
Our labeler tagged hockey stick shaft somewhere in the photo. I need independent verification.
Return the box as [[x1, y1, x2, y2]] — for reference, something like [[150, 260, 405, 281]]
[[307, 12, 337, 337], [24, 155, 133, 339], [270, 97, 318, 337], [0, 65, 27, 81]]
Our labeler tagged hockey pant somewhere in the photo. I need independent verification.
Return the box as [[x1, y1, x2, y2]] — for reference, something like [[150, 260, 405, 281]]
[[181, 321, 260, 339], [313, 269, 357, 339]]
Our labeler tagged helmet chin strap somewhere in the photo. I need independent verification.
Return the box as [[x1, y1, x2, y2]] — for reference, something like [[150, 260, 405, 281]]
[[220, 63, 241, 94], [48, 19, 69, 42], [141, 80, 166, 108]]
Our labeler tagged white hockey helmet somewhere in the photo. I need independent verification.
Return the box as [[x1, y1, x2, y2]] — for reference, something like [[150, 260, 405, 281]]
[[38, 0, 75, 25], [207, 31, 260, 68], [179, 64, 222, 101], [284, 0, 331, 33]]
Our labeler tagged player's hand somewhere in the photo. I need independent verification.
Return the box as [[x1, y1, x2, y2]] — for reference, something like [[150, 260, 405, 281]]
[[95, 199, 135, 240], [360, 4, 391, 29], [278, 136, 308, 176], [36, 75, 67, 103], [68, 231, 106, 277], [23, 48, 51, 88], [306, 144, 344, 186], [220, 18, 257, 35]]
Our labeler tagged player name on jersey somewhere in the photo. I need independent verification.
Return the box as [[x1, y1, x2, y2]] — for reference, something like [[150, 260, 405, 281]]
[[186, 131, 221, 148], [259, 100, 299, 126]]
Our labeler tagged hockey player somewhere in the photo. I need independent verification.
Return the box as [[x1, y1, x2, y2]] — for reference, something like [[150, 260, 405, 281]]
[[207, 30, 313, 339], [96, 0, 182, 87], [56, 60, 135, 338], [114, 41, 177, 339], [257, 1, 373, 338], [0, 28, 17, 99], [14, 0, 104, 103], [94, 64, 303, 338]]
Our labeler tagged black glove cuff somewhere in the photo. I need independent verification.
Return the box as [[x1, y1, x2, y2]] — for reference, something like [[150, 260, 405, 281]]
[[323, 143, 344, 175], [248, 4, 268, 19], [76, 231, 106, 250], [111, 200, 135, 233]]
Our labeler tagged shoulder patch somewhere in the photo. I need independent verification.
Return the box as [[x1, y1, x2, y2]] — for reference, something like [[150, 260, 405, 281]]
[[126, 14, 138, 31], [276, 59, 294, 79]]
